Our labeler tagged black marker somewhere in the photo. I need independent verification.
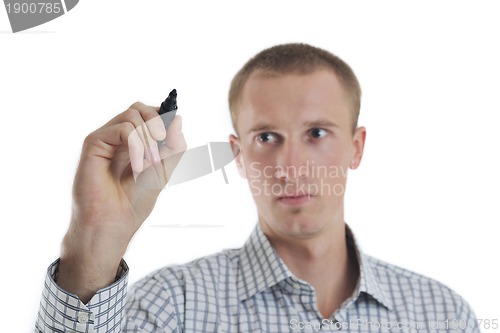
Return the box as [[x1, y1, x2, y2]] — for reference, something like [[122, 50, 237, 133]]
[[159, 88, 178, 128], [158, 89, 178, 146]]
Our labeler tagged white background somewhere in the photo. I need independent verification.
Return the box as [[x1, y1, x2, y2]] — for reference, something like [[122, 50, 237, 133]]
[[1, 1, 499, 331]]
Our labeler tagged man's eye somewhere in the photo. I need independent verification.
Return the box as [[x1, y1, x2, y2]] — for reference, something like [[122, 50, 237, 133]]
[[257, 132, 277, 143], [310, 128, 327, 139]]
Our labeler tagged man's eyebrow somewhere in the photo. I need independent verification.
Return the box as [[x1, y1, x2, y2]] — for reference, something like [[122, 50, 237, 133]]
[[247, 124, 277, 134], [304, 120, 340, 128], [246, 120, 340, 134]]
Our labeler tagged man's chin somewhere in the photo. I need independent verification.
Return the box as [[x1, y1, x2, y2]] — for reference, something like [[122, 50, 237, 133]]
[[271, 215, 326, 239]]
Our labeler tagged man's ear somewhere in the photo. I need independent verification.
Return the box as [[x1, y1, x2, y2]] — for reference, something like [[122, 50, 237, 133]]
[[350, 126, 366, 170], [229, 134, 247, 178]]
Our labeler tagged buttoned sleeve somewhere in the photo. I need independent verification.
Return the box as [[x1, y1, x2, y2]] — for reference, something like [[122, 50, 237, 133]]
[[35, 259, 129, 333]]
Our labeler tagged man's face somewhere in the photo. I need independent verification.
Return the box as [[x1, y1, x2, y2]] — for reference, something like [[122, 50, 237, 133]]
[[230, 69, 366, 239]]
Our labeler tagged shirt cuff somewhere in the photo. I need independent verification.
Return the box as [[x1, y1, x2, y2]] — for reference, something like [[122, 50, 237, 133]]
[[36, 258, 129, 333]]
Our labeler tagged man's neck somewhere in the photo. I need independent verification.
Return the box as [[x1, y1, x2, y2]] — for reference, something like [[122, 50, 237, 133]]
[[261, 220, 359, 319]]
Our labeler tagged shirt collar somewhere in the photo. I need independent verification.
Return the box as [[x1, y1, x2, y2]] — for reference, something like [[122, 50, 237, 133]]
[[237, 223, 393, 310], [345, 225, 393, 310], [237, 224, 291, 301]]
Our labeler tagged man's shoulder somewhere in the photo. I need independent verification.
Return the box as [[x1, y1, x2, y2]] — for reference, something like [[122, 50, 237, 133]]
[[364, 254, 474, 316], [367, 254, 442, 283], [367, 254, 451, 289]]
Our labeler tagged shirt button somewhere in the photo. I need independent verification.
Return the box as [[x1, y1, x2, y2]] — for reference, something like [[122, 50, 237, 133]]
[[77, 312, 89, 324]]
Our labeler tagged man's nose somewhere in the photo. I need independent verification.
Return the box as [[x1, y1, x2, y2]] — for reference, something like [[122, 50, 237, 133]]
[[274, 140, 308, 180]]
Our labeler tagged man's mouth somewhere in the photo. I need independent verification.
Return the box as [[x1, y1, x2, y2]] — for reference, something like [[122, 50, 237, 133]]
[[277, 193, 315, 206]]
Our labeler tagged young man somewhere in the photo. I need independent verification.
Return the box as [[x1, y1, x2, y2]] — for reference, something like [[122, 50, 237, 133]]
[[36, 44, 479, 332]]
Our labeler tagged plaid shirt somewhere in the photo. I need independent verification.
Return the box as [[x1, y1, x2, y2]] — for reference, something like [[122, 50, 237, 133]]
[[36, 224, 479, 332]]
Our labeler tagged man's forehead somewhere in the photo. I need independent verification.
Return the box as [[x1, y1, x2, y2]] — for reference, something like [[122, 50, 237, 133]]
[[246, 67, 341, 84], [230, 68, 356, 138], [243, 69, 345, 98], [236, 70, 350, 132], [241, 69, 348, 112]]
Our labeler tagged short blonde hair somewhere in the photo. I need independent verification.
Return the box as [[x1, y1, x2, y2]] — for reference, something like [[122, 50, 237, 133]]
[[228, 43, 362, 134]]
